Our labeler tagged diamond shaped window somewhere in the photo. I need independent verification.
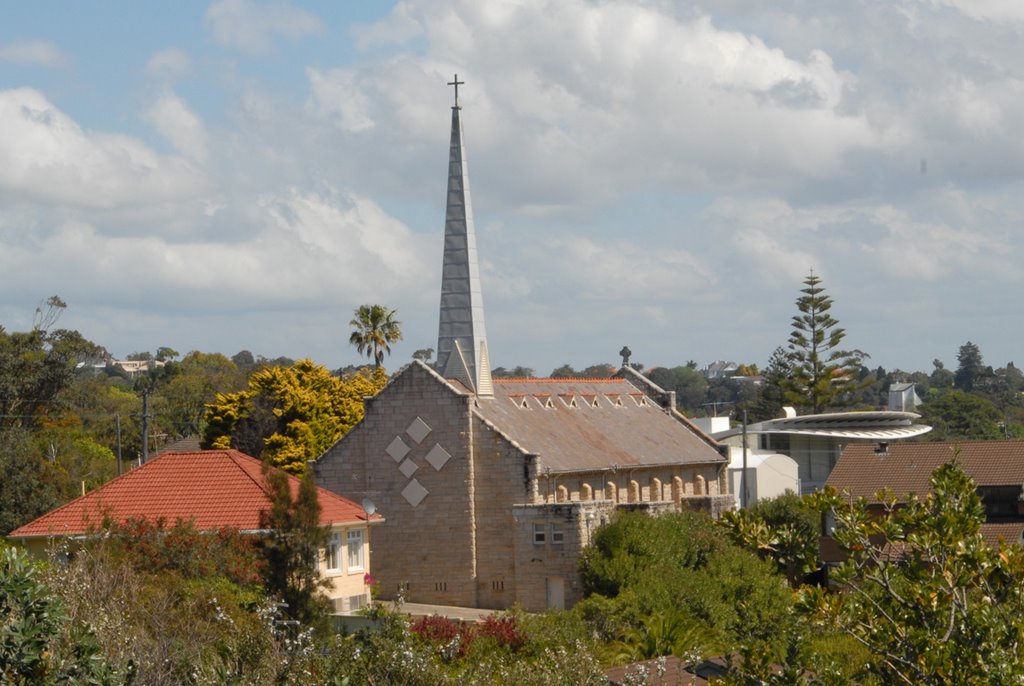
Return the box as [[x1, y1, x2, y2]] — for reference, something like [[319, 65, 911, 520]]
[[406, 417, 432, 444], [386, 436, 410, 462], [401, 479, 429, 507], [425, 443, 452, 471]]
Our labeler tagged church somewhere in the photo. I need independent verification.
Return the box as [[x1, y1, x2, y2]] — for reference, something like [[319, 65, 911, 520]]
[[314, 78, 729, 612]]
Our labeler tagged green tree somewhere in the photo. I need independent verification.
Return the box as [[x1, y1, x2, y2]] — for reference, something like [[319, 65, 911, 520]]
[[720, 491, 820, 586], [202, 360, 387, 473], [783, 272, 868, 413], [580, 364, 614, 378], [748, 346, 790, 422], [802, 460, 1024, 685], [259, 463, 331, 631], [0, 306, 101, 430], [492, 366, 535, 378], [930, 358, 955, 389], [550, 364, 578, 378], [919, 389, 1003, 440], [231, 349, 256, 370], [577, 510, 796, 668], [159, 351, 246, 438], [349, 304, 403, 368], [155, 346, 179, 362], [954, 341, 987, 392], [646, 366, 708, 413], [0, 432, 60, 535]]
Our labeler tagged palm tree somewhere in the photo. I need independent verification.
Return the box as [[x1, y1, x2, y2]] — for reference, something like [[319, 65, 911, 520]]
[[349, 305, 403, 368]]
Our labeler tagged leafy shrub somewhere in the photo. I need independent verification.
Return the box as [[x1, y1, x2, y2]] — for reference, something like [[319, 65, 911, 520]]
[[0, 544, 123, 685], [100, 517, 265, 586]]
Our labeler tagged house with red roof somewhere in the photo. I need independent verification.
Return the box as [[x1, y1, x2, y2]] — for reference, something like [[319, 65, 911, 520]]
[[822, 439, 1024, 561], [8, 449, 382, 614]]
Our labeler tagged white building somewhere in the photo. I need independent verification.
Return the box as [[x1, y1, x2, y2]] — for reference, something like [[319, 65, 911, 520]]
[[692, 416, 799, 507]]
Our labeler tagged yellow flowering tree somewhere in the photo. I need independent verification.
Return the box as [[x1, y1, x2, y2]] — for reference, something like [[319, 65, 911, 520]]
[[202, 360, 387, 474]]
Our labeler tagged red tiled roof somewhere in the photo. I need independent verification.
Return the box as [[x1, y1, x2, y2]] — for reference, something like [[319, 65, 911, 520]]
[[827, 439, 1024, 500], [981, 522, 1024, 548], [9, 450, 377, 539]]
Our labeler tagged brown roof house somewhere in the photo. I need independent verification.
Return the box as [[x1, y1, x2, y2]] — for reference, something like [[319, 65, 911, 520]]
[[313, 85, 729, 613], [824, 439, 1024, 552], [9, 450, 383, 614]]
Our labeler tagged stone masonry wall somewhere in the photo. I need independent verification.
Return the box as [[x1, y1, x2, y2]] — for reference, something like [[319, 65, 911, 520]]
[[315, 364, 478, 607], [470, 416, 534, 610], [511, 501, 614, 611]]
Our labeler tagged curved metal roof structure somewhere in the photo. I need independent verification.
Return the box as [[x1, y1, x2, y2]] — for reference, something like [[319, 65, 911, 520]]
[[712, 410, 932, 441]]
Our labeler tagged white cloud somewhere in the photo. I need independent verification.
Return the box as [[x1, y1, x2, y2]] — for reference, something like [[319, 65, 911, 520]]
[[715, 192, 1024, 287], [144, 91, 209, 163], [0, 88, 206, 209], [341, 0, 883, 213], [0, 187, 433, 318], [928, 0, 1024, 23], [0, 40, 68, 67], [146, 48, 192, 80], [306, 67, 375, 132], [203, 0, 323, 54], [536, 235, 716, 300]]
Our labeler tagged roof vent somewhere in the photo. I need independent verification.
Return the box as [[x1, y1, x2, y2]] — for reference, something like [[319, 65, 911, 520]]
[[874, 442, 889, 455]]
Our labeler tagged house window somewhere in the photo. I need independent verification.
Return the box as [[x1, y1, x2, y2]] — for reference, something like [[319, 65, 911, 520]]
[[551, 524, 564, 545], [347, 529, 365, 572], [533, 523, 546, 544], [326, 532, 342, 571]]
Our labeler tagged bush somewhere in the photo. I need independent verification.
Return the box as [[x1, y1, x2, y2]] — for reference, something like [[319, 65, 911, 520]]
[[0, 544, 123, 685], [576, 509, 795, 666]]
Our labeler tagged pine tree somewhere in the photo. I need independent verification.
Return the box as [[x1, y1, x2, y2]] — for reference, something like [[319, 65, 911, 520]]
[[783, 272, 867, 413], [259, 463, 331, 632], [954, 341, 988, 392], [749, 346, 791, 422]]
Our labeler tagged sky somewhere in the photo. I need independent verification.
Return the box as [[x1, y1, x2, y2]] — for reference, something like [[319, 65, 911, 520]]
[[1, 0, 1022, 375]]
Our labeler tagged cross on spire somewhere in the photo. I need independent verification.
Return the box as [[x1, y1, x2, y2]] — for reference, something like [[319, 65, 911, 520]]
[[448, 73, 464, 109]]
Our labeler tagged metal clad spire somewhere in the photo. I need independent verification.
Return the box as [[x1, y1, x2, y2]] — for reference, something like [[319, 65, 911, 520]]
[[437, 75, 492, 395]]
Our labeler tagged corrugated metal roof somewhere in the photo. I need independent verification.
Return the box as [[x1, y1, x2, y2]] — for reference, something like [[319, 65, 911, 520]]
[[827, 439, 1024, 500], [10, 450, 376, 539], [474, 378, 724, 473]]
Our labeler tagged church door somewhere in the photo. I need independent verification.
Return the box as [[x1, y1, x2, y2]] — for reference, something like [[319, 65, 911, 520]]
[[545, 576, 565, 610]]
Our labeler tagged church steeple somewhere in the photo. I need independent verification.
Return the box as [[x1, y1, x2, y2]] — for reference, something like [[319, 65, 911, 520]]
[[436, 74, 493, 396]]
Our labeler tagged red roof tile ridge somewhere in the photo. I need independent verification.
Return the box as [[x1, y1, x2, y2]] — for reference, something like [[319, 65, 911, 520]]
[[223, 449, 274, 497], [9, 449, 188, 537]]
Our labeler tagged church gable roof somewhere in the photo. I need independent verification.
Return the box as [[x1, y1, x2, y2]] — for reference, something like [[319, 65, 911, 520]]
[[474, 378, 724, 473]]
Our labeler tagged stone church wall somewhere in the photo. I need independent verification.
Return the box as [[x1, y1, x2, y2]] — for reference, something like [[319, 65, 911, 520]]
[[511, 501, 612, 611], [470, 417, 536, 609], [316, 364, 479, 607]]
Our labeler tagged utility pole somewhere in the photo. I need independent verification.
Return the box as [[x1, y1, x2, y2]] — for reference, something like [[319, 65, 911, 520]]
[[141, 388, 150, 464], [741, 408, 750, 509], [116, 414, 123, 475]]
